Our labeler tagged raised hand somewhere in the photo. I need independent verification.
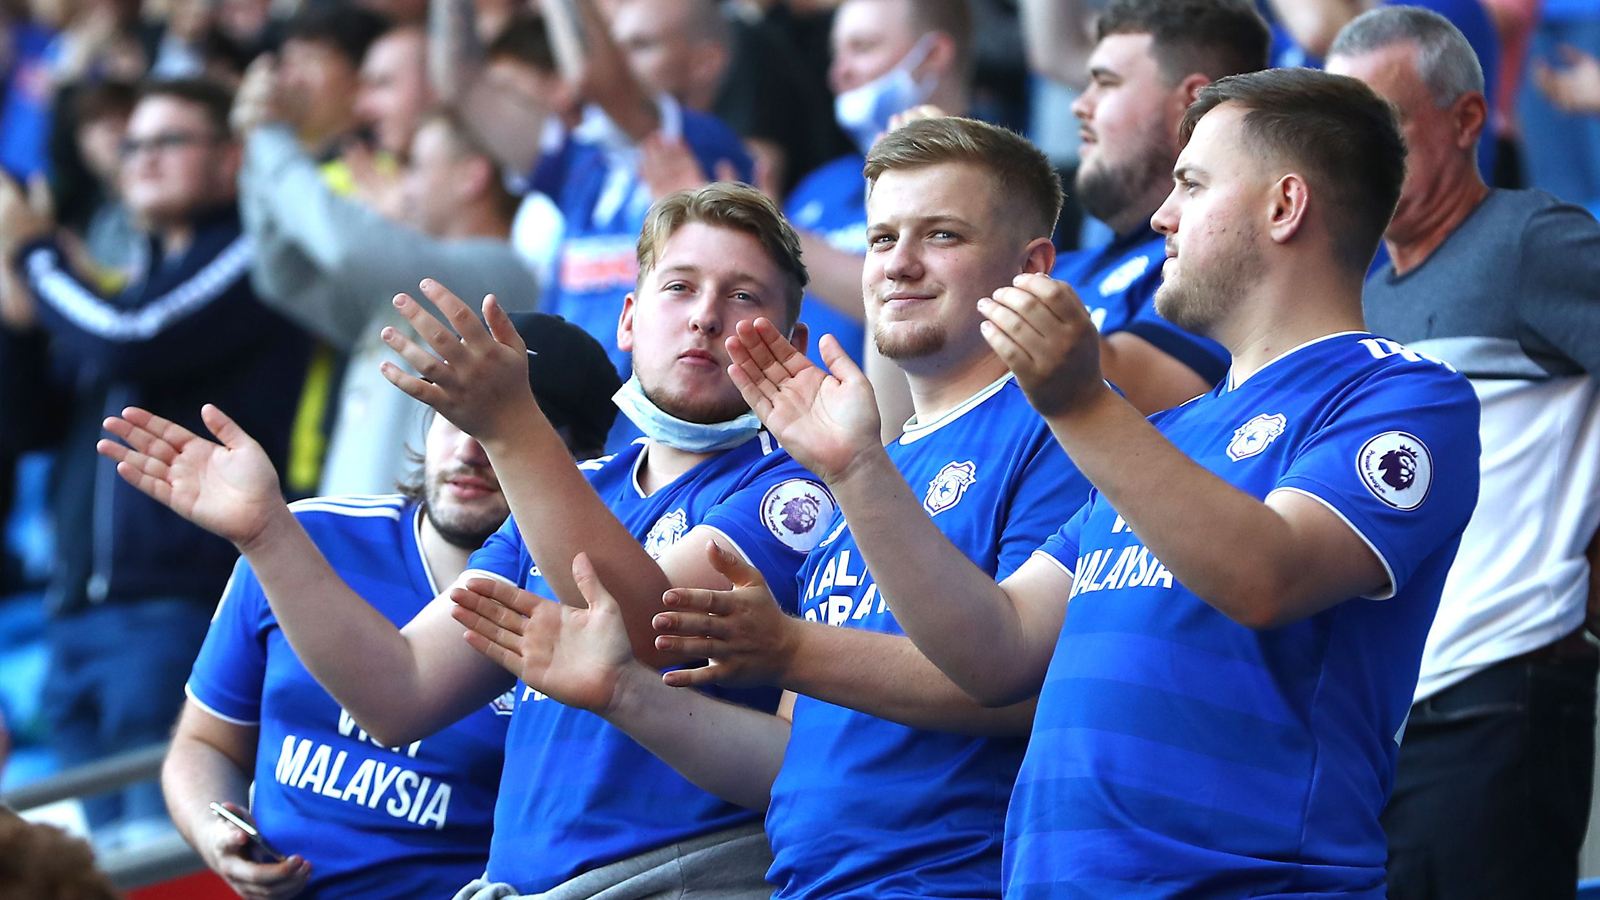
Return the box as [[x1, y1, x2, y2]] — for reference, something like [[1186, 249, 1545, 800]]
[[379, 279, 539, 443], [97, 404, 287, 548], [726, 317, 883, 483], [978, 273, 1107, 418], [201, 802, 311, 900], [448, 554, 647, 715], [652, 540, 800, 689]]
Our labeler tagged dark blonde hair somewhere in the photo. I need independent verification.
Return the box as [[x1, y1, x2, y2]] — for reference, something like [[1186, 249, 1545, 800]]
[[635, 183, 808, 326], [863, 116, 1064, 240]]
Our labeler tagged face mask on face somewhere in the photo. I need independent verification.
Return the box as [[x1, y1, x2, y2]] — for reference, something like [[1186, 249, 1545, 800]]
[[612, 375, 762, 453], [834, 33, 939, 154]]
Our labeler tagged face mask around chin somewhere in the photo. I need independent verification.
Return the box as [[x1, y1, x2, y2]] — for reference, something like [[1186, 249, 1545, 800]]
[[833, 33, 939, 154], [611, 375, 762, 453]]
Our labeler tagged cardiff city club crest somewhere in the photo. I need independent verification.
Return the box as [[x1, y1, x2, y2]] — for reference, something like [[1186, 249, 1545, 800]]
[[1358, 431, 1433, 511], [761, 479, 835, 553], [643, 508, 689, 559], [489, 689, 517, 716], [1226, 413, 1288, 461], [924, 461, 978, 516]]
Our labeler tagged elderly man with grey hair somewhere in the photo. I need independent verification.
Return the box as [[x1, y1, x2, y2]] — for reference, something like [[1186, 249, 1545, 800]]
[[1328, 8, 1600, 899]]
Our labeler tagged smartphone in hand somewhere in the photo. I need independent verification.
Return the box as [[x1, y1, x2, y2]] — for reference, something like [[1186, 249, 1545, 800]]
[[208, 801, 287, 863]]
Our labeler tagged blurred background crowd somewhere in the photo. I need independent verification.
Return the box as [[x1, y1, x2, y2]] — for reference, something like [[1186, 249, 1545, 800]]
[[1, 0, 1600, 888]]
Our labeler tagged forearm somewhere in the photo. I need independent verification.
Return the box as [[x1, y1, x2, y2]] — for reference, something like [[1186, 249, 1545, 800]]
[[241, 511, 484, 744], [795, 234, 865, 321], [163, 735, 253, 850], [604, 666, 787, 810], [481, 404, 677, 663], [823, 451, 1038, 700], [782, 623, 1034, 733], [429, 0, 482, 104], [539, 0, 658, 141]]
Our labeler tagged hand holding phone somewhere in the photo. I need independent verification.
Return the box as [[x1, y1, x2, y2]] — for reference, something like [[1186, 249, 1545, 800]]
[[209, 801, 287, 864]]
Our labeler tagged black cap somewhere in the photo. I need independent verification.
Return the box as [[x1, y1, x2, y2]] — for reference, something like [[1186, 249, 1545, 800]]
[[510, 313, 621, 452]]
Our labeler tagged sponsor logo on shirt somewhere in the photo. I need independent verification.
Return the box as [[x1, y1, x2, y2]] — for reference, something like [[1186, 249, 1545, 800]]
[[924, 461, 977, 516], [269, 713, 454, 830], [1358, 431, 1432, 511], [558, 236, 639, 293], [1069, 516, 1176, 598], [760, 479, 834, 553], [1227, 413, 1288, 461]]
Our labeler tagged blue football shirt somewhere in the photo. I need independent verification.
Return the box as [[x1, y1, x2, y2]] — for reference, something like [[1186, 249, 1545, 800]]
[[187, 496, 511, 900], [785, 154, 869, 367], [464, 434, 834, 892], [1051, 228, 1230, 386], [534, 104, 754, 379], [767, 376, 1090, 900], [1008, 332, 1481, 899]]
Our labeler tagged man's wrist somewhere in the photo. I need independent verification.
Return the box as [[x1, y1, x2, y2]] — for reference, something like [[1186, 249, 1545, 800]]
[[236, 504, 298, 559], [828, 444, 896, 497], [478, 392, 552, 452], [600, 659, 665, 721]]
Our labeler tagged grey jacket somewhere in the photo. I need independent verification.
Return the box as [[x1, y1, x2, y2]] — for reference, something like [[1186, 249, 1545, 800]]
[[240, 125, 540, 494]]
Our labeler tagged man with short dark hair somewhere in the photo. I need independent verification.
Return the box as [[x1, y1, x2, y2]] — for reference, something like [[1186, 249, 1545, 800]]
[[0, 78, 313, 843], [1050, 0, 1270, 414], [1328, 8, 1600, 897], [711, 67, 1481, 898]]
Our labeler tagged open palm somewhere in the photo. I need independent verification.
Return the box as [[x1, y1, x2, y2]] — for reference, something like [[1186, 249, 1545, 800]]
[[97, 404, 286, 548], [727, 319, 882, 482], [450, 554, 642, 715]]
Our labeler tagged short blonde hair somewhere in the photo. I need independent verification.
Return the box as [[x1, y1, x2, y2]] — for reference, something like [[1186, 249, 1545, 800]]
[[636, 183, 808, 326], [864, 117, 1064, 241]]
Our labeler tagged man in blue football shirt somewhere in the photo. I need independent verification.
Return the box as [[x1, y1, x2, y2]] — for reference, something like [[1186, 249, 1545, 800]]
[[1051, 0, 1269, 414], [713, 69, 1482, 898], [160, 315, 619, 900], [99, 183, 830, 900], [450, 117, 1091, 900]]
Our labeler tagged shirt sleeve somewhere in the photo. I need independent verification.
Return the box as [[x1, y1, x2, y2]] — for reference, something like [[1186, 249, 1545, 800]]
[[995, 433, 1092, 581], [1270, 365, 1482, 600], [699, 454, 834, 614], [464, 515, 533, 586], [185, 557, 270, 725], [1032, 495, 1096, 581], [1517, 202, 1600, 376]]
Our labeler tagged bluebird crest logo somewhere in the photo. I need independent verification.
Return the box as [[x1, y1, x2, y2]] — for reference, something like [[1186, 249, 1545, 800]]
[[489, 689, 516, 716], [1358, 431, 1433, 510], [643, 508, 689, 558], [760, 479, 835, 553], [1227, 413, 1287, 461], [924, 461, 978, 516]]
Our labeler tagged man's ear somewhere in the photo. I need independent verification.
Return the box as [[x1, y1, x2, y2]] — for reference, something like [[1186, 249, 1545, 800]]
[[617, 292, 637, 354], [1451, 90, 1489, 152], [917, 32, 959, 82], [1021, 236, 1056, 275], [787, 320, 810, 357], [1175, 73, 1212, 112], [1267, 173, 1310, 246]]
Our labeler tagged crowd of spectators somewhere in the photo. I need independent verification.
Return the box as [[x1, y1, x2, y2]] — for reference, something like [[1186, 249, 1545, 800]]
[[0, 0, 1597, 898]]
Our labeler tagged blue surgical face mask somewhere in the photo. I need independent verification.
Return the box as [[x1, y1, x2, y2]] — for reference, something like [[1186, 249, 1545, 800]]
[[834, 34, 939, 154], [612, 375, 762, 453]]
